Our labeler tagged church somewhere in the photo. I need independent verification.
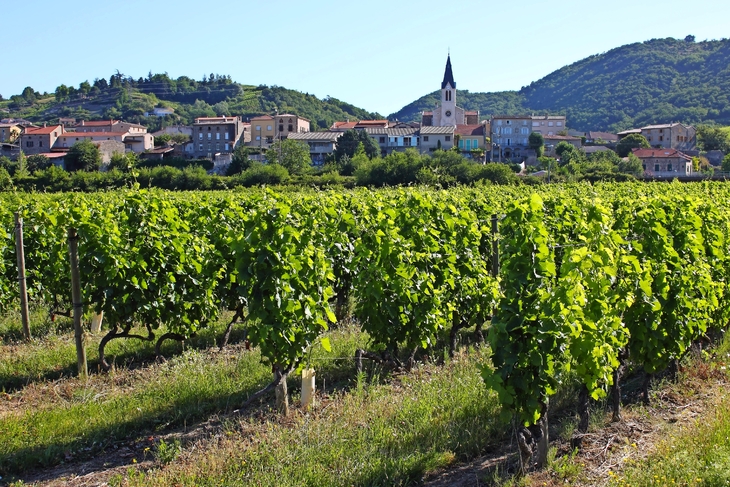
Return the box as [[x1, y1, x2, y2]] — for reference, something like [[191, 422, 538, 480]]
[[421, 55, 479, 127]]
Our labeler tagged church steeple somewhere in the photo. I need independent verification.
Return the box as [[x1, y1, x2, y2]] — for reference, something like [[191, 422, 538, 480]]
[[441, 55, 456, 89]]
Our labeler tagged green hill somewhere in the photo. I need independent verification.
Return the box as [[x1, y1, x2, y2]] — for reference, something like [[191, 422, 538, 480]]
[[389, 37, 730, 132], [0, 73, 381, 131]]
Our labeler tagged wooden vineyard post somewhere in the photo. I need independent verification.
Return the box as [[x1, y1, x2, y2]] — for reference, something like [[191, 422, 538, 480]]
[[14, 212, 31, 341], [491, 214, 500, 278], [68, 228, 88, 378]]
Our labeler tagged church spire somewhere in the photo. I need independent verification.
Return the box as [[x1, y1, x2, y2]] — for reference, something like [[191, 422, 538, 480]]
[[441, 54, 456, 89]]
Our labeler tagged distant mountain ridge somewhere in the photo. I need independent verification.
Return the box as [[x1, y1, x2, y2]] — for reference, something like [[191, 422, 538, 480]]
[[389, 37, 730, 132], [0, 74, 381, 132]]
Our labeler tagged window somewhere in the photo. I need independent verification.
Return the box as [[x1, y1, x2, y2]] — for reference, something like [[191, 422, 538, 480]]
[[659, 136, 664, 142], [642, 164, 646, 170], [288, 125, 293, 132], [506, 138, 512, 146], [225, 133, 229, 140], [404, 137, 411, 146], [256, 125, 261, 131], [532, 121, 540, 127], [548, 122, 554, 127], [521, 127, 529, 135], [379, 137, 385, 143], [216, 143, 220, 150], [208, 133, 212, 140], [497, 120, 503, 126], [199, 144, 203, 151], [423, 136, 429, 142], [26, 141, 34, 147], [256, 136, 261, 141], [465, 139, 472, 150], [548, 132, 554, 136], [445, 135, 451, 141], [216, 133, 220, 140], [655, 164, 660, 172], [523, 121, 527, 126], [667, 164, 672, 171], [504, 127, 513, 135], [557, 122, 562, 127], [199, 133, 203, 140], [208, 143, 211, 151], [506, 120, 511, 125], [39, 141, 43, 147], [267, 125, 272, 131], [279, 125, 284, 132], [459, 139, 464, 149], [266, 136, 273, 144], [225, 143, 229, 151], [445, 90, 452, 102]]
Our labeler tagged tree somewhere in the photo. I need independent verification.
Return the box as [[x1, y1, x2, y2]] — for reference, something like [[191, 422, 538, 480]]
[[21, 87, 37, 105], [79, 81, 91, 97], [226, 145, 253, 175], [555, 141, 585, 166], [696, 125, 730, 152], [685, 35, 696, 42], [266, 139, 311, 175], [616, 134, 650, 157], [722, 154, 730, 172], [55, 84, 70, 102], [108, 152, 138, 172], [617, 153, 644, 177], [528, 132, 545, 157], [334, 130, 380, 161], [65, 140, 102, 172], [0, 166, 11, 190], [26, 154, 52, 173]]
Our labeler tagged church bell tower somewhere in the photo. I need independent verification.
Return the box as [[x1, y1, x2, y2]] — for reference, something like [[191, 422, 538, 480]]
[[440, 55, 456, 126]]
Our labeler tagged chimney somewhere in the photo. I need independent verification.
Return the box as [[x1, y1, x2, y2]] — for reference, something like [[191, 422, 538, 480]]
[[81, 120, 85, 126], [43, 122, 47, 128]]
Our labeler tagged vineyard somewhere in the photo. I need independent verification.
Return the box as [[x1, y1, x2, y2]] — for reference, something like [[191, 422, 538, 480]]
[[1, 182, 730, 484]]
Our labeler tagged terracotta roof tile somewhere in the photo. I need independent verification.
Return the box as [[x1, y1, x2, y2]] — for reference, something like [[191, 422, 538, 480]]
[[632, 148, 691, 160], [60, 132, 127, 137], [23, 125, 63, 135], [455, 124, 484, 136]]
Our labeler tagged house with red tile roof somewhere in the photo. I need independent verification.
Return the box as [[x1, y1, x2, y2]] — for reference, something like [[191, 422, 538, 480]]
[[20, 125, 65, 155], [632, 148, 692, 177]]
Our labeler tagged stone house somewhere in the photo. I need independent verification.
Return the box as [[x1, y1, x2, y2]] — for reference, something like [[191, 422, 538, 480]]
[[632, 148, 692, 177], [20, 125, 65, 155], [192, 116, 249, 159]]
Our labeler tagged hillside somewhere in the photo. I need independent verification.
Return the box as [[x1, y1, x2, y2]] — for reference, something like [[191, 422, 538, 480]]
[[390, 37, 730, 132], [0, 73, 381, 131]]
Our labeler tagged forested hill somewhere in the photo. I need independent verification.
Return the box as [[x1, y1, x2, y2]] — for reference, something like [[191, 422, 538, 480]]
[[0, 73, 381, 131], [389, 37, 730, 132]]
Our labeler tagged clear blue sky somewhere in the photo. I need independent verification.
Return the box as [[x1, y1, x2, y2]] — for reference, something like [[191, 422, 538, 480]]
[[3, 0, 729, 116]]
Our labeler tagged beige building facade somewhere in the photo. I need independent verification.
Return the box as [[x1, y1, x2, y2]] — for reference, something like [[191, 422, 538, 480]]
[[640, 123, 695, 151], [530, 115, 567, 137], [419, 126, 455, 152], [0, 124, 21, 143]]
